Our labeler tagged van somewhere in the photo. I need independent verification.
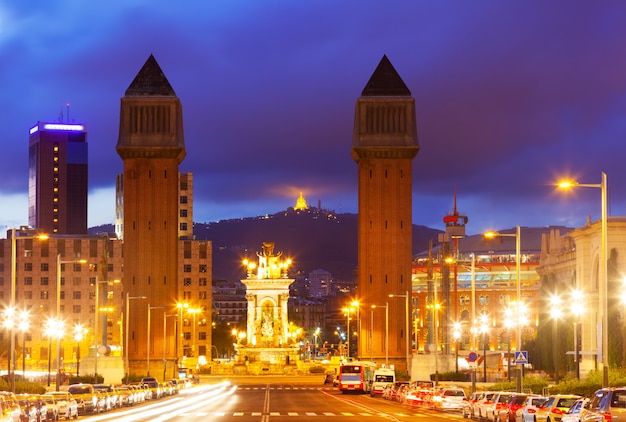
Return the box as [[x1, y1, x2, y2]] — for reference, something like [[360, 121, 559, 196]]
[[370, 367, 395, 397]]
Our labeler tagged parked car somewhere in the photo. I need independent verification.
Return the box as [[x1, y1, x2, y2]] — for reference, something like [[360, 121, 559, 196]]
[[432, 387, 467, 412], [0, 391, 23, 422], [499, 394, 532, 422], [534, 394, 581, 422], [487, 391, 514, 422], [516, 395, 548, 422], [40, 395, 59, 421], [476, 392, 498, 420], [67, 384, 98, 415], [93, 384, 120, 410], [16, 395, 38, 422], [463, 391, 484, 419], [561, 398, 589, 422], [141, 377, 160, 399], [47, 392, 78, 420], [580, 387, 626, 422], [115, 386, 135, 407]]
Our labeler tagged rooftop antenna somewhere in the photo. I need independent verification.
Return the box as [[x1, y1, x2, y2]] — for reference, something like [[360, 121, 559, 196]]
[[66, 103, 70, 123]]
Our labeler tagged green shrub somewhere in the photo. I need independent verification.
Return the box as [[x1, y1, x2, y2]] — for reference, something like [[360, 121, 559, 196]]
[[309, 365, 326, 374]]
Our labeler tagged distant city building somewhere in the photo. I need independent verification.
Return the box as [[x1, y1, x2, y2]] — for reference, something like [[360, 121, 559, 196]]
[[212, 280, 247, 325], [308, 269, 333, 298], [28, 122, 88, 234]]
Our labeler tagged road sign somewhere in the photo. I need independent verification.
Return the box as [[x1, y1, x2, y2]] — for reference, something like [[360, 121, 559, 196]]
[[468, 351, 478, 362], [515, 351, 528, 364]]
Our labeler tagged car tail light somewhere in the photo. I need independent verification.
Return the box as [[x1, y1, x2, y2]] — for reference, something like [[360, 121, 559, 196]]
[[604, 411, 612, 421], [528, 409, 536, 414], [551, 408, 564, 415]]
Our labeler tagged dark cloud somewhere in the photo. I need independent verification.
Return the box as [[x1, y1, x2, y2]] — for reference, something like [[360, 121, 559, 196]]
[[2, 1, 626, 233]]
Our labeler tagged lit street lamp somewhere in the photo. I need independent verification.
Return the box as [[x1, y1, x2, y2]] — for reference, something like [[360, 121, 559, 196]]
[[558, 172, 608, 387], [44, 318, 64, 387], [125, 293, 146, 384], [484, 225, 522, 392]]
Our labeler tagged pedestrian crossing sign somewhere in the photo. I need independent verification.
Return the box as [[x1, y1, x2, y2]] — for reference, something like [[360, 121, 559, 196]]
[[515, 351, 528, 364]]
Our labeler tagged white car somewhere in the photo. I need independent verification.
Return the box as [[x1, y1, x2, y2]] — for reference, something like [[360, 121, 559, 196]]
[[48, 391, 79, 420], [432, 388, 467, 412], [516, 395, 548, 422]]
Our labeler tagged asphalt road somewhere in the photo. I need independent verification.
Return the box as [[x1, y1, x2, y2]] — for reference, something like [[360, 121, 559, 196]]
[[78, 375, 465, 421]]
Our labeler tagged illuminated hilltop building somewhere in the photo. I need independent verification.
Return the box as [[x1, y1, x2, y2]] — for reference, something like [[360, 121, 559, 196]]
[[294, 192, 308, 211], [28, 121, 88, 234]]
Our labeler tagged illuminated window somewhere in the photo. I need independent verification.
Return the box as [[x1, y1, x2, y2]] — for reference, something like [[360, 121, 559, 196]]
[[40, 291, 49, 300], [53, 145, 59, 152]]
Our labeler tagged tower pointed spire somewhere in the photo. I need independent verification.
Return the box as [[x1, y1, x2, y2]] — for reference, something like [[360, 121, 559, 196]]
[[125, 54, 176, 97], [361, 55, 411, 97]]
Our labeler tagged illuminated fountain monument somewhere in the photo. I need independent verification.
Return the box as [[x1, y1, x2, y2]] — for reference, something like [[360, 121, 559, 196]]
[[236, 242, 299, 373]]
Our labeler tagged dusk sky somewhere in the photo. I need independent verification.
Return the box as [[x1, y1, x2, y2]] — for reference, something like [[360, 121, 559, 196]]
[[2, 1, 626, 236]]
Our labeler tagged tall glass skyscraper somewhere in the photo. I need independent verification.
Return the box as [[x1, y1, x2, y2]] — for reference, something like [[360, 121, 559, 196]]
[[28, 122, 88, 234]]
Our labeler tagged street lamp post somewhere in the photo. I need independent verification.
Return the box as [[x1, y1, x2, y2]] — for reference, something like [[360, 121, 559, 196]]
[[452, 322, 461, 374], [389, 291, 410, 376], [371, 303, 388, 366], [550, 295, 562, 383], [94, 277, 119, 383], [163, 314, 177, 381], [125, 293, 146, 384], [56, 254, 86, 391], [147, 304, 164, 376], [73, 324, 86, 377], [18, 310, 30, 380], [558, 172, 608, 387], [571, 289, 585, 380], [342, 306, 354, 359], [479, 314, 488, 382], [8, 229, 47, 392], [484, 225, 522, 392]]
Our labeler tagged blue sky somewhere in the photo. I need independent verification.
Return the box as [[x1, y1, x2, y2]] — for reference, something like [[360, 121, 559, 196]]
[[2, 1, 626, 235]]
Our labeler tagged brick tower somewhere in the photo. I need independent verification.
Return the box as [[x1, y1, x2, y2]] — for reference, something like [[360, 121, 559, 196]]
[[352, 56, 419, 373], [116, 55, 185, 376]]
